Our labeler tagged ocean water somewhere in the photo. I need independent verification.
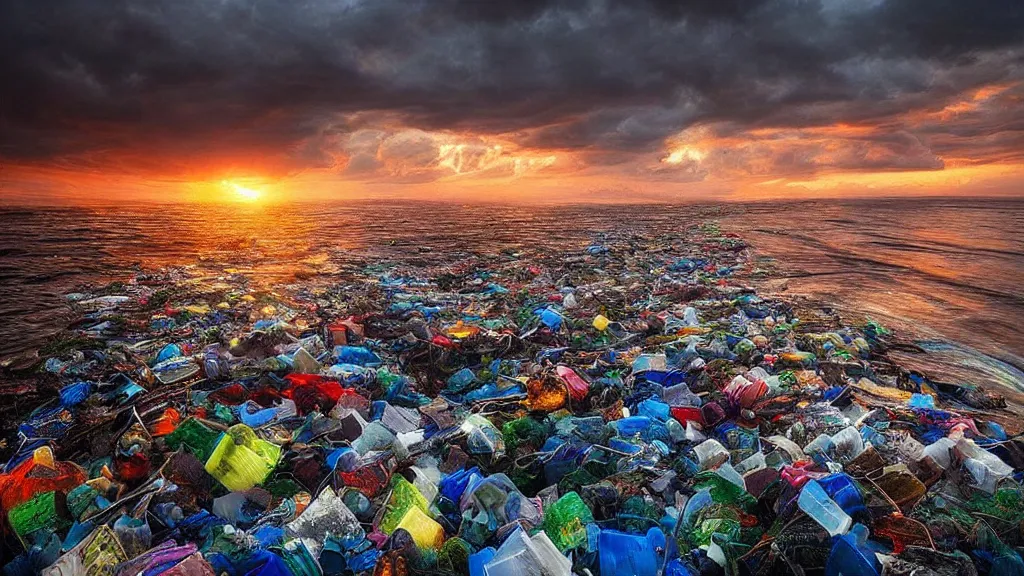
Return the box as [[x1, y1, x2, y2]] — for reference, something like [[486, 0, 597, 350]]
[[1, 197, 1022, 394]]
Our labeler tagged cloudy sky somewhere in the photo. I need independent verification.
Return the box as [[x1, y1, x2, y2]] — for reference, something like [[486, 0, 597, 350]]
[[1, 0, 1022, 203]]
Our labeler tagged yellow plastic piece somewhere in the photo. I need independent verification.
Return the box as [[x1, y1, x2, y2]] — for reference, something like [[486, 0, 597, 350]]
[[33, 446, 56, 469], [204, 424, 281, 491], [445, 320, 479, 339], [852, 378, 913, 402], [379, 475, 432, 534], [396, 506, 445, 550], [592, 315, 610, 331]]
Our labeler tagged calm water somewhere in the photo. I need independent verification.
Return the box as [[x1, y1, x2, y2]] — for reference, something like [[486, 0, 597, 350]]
[[1, 197, 1022, 391]]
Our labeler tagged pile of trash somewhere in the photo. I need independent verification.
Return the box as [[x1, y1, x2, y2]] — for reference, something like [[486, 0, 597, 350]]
[[3, 222, 1023, 576]]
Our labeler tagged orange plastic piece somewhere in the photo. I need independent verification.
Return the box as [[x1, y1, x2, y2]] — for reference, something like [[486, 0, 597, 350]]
[[527, 378, 567, 412], [150, 407, 182, 437], [0, 447, 86, 511]]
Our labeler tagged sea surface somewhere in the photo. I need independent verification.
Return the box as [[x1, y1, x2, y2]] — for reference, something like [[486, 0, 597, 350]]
[[1, 197, 1022, 396]]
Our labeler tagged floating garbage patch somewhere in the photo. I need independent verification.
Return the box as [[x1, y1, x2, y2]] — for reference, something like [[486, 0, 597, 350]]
[[3, 223, 1024, 576]]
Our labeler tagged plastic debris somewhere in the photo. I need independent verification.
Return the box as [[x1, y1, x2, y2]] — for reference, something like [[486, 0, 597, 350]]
[[1, 222, 1021, 576]]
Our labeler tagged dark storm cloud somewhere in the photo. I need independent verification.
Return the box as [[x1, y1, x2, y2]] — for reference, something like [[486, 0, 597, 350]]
[[851, 0, 1024, 60], [0, 0, 1022, 176]]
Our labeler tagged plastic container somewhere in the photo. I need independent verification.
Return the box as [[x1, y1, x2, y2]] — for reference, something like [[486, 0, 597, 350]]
[[204, 424, 281, 491], [395, 505, 445, 551], [542, 491, 594, 551], [798, 479, 852, 536], [484, 528, 570, 576], [824, 524, 880, 576], [598, 528, 666, 576]]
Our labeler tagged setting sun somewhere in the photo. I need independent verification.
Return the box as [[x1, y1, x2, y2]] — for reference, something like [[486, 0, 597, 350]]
[[222, 180, 262, 201]]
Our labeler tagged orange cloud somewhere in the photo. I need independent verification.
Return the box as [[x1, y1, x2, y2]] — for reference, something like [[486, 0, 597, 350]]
[[3, 80, 1024, 204]]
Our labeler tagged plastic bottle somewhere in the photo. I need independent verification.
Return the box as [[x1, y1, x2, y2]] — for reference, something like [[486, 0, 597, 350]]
[[798, 479, 852, 536], [831, 426, 865, 461]]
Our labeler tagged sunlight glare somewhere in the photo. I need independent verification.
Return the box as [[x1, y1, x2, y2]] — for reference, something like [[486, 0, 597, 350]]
[[222, 180, 262, 201]]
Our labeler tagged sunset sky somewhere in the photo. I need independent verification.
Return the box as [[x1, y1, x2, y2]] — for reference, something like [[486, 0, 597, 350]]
[[1, 0, 1023, 203]]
